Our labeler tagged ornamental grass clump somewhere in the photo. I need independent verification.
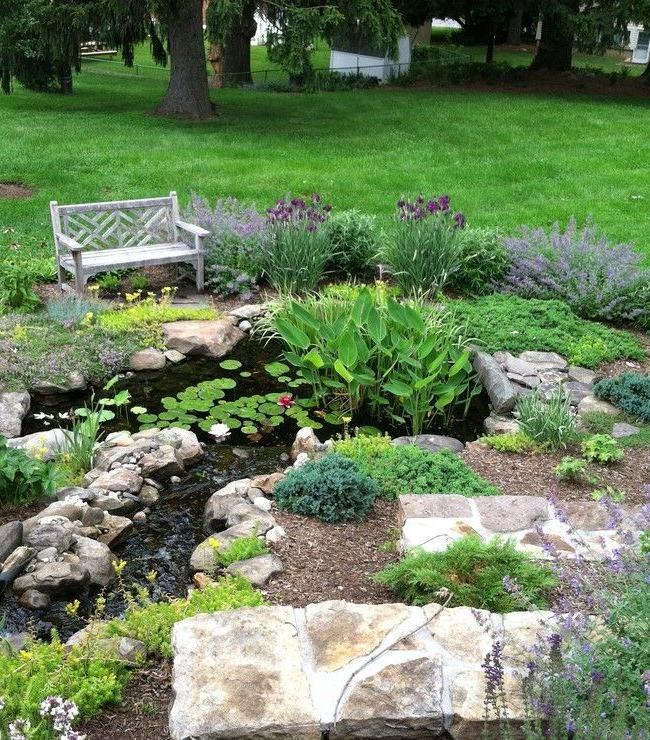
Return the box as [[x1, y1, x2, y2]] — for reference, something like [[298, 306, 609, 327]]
[[500, 218, 649, 327], [323, 209, 377, 277], [594, 372, 650, 422], [516, 389, 577, 450], [374, 534, 556, 611], [261, 194, 334, 293], [381, 195, 466, 298], [273, 453, 378, 523]]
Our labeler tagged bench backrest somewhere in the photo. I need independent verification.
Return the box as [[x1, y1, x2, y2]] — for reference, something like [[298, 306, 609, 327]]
[[50, 192, 180, 252]]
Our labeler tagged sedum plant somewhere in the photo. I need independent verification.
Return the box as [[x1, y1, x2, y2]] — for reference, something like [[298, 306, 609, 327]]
[[273, 453, 378, 523], [380, 195, 466, 298]]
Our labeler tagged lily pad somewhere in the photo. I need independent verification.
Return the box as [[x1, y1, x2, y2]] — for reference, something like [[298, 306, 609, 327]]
[[239, 371, 252, 378], [264, 361, 290, 378], [241, 425, 258, 435], [219, 359, 242, 370]]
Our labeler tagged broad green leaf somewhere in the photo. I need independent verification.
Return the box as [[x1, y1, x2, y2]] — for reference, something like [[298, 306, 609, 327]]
[[383, 380, 413, 397], [334, 359, 354, 383], [275, 319, 310, 349], [303, 349, 325, 369]]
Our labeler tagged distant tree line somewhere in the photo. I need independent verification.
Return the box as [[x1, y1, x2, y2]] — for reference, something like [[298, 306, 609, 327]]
[[0, 0, 648, 119]]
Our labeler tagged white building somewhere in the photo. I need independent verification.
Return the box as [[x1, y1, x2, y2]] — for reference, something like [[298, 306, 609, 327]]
[[627, 23, 649, 64], [329, 36, 411, 82]]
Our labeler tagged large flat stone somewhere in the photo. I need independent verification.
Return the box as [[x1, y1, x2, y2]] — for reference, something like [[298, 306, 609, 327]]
[[577, 395, 619, 418], [401, 518, 478, 553], [472, 352, 516, 414], [425, 605, 496, 665], [6, 429, 71, 461], [474, 496, 549, 533], [304, 600, 411, 672], [162, 319, 245, 358], [392, 435, 464, 455], [333, 654, 444, 738], [398, 495, 473, 524], [169, 607, 319, 740], [518, 351, 567, 370]]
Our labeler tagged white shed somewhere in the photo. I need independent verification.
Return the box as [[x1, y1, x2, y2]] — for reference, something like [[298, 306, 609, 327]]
[[628, 23, 650, 64], [329, 35, 411, 82]]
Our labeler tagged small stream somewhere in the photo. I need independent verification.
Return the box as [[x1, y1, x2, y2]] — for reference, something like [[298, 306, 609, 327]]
[[5, 338, 489, 640]]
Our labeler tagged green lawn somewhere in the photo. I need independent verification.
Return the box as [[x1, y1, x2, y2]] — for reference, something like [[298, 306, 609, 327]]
[[1, 57, 649, 275]]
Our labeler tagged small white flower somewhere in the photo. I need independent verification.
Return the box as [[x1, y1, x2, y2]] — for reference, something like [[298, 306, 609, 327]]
[[208, 423, 231, 443], [33, 412, 54, 420], [57, 411, 71, 420]]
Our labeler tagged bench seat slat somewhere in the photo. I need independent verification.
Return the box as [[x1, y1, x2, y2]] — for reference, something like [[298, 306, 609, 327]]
[[59, 243, 199, 275]]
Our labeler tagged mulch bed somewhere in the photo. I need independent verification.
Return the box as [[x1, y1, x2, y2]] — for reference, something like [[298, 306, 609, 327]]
[[462, 442, 650, 505], [264, 498, 399, 607], [78, 662, 172, 740], [0, 182, 35, 199], [0, 499, 46, 528]]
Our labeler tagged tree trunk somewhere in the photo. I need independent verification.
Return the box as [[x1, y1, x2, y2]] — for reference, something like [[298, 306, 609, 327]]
[[507, 2, 524, 45], [155, 0, 212, 118], [486, 19, 496, 63], [58, 61, 73, 94], [531, 1, 578, 72], [222, 0, 256, 86], [642, 61, 650, 83]]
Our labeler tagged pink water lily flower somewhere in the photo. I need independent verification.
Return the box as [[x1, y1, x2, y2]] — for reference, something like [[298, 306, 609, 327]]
[[277, 394, 295, 409]]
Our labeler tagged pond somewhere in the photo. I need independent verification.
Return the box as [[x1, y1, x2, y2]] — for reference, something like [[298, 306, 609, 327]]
[[7, 337, 490, 640]]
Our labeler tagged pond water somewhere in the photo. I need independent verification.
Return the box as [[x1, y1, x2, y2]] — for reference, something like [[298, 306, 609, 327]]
[[6, 337, 489, 640]]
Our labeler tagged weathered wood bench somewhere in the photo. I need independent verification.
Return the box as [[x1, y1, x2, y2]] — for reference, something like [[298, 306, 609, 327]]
[[50, 192, 208, 294]]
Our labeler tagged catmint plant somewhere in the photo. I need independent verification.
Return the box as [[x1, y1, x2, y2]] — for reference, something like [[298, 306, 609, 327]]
[[500, 218, 649, 327]]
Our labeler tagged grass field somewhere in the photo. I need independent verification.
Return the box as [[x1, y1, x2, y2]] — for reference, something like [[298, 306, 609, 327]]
[[1, 51, 649, 274]]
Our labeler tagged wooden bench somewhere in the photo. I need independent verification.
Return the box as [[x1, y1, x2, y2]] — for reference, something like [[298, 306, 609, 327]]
[[50, 192, 208, 294]]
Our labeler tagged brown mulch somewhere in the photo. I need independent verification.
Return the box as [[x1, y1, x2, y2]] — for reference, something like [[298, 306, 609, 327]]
[[0, 182, 35, 199], [0, 499, 46, 528], [462, 441, 650, 505], [79, 662, 172, 740], [264, 498, 399, 607], [599, 329, 650, 378]]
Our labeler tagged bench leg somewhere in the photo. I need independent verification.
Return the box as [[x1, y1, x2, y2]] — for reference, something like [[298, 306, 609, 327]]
[[72, 253, 86, 295], [57, 262, 65, 292], [196, 254, 205, 294]]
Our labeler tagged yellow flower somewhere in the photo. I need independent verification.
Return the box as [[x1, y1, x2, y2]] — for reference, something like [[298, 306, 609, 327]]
[[112, 558, 127, 576], [19, 650, 33, 662], [65, 599, 80, 617], [145, 570, 158, 583], [95, 595, 106, 616], [208, 537, 220, 550]]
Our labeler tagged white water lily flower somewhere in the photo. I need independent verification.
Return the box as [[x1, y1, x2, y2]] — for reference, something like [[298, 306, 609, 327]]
[[33, 412, 54, 420], [57, 411, 71, 420], [208, 423, 231, 443]]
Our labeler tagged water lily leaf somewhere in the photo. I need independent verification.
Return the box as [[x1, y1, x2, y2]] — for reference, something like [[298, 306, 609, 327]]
[[267, 415, 284, 426], [239, 371, 252, 378], [265, 392, 282, 401], [241, 425, 258, 435], [323, 412, 345, 425], [161, 397, 180, 410], [198, 418, 217, 432], [131, 406, 148, 415], [357, 425, 382, 437], [159, 410, 181, 421], [278, 375, 291, 383], [259, 402, 282, 415], [264, 361, 290, 378], [296, 398, 317, 408], [180, 399, 212, 412], [235, 407, 257, 419], [224, 417, 241, 429], [137, 413, 158, 424], [219, 359, 242, 370], [212, 377, 237, 390], [209, 406, 230, 419]]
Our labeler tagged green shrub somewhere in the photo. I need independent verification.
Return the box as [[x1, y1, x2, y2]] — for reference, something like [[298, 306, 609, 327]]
[[480, 432, 542, 454], [105, 576, 264, 658], [273, 453, 379, 523], [553, 456, 598, 485], [591, 484, 626, 503], [213, 534, 268, 568], [594, 373, 650, 422], [0, 632, 129, 738], [0, 437, 61, 505], [448, 227, 509, 296], [581, 434, 624, 464], [451, 295, 644, 369], [516, 390, 577, 450], [0, 263, 41, 313], [324, 210, 377, 277], [374, 535, 556, 611], [338, 445, 500, 500]]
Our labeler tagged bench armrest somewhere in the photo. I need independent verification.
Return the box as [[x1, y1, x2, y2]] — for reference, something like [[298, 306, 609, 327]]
[[55, 232, 84, 252], [175, 220, 209, 238]]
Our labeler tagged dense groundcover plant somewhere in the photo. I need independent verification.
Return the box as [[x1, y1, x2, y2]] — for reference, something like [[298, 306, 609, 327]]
[[380, 195, 466, 297], [451, 294, 645, 369], [273, 453, 378, 523], [594, 372, 650, 421], [185, 194, 266, 298], [500, 218, 650, 327], [375, 535, 556, 611], [448, 226, 510, 296], [323, 209, 377, 278]]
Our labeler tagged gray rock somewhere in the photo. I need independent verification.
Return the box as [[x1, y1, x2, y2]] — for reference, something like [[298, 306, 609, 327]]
[[128, 347, 166, 371], [162, 319, 246, 358], [155, 428, 203, 465], [93, 438, 159, 472], [507, 372, 540, 389], [23, 500, 86, 533], [564, 381, 593, 405], [32, 370, 86, 395], [56, 486, 96, 503], [90, 493, 137, 516], [190, 521, 264, 572], [473, 351, 517, 414], [475, 496, 549, 533], [504, 353, 537, 377], [97, 514, 134, 548], [224, 553, 283, 586], [139, 445, 184, 479], [164, 349, 186, 363], [168, 608, 319, 740], [81, 506, 106, 526], [577, 395, 619, 418], [72, 535, 115, 587], [89, 468, 143, 494], [238, 319, 252, 332], [0, 521, 23, 564], [291, 427, 321, 460], [19, 589, 51, 610], [0, 632, 29, 656], [568, 366, 597, 385], [229, 304, 265, 320], [13, 560, 88, 595], [252, 496, 272, 512], [133, 511, 147, 524], [25, 517, 75, 552], [612, 422, 640, 438], [398, 494, 473, 524], [392, 434, 464, 454], [519, 351, 568, 370], [66, 628, 147, 665], [224, 502, 275, 533], [483, 414, 521, 436], [138, 484, 160, 504], [35, 547, 58, 563], [1, 546, 35, 575], [6, 429, 71, 461], [0, 391, 30, 438], [249, 473, 285, 495], [204, 493, 245, 533], [265, 525, 286, 544]]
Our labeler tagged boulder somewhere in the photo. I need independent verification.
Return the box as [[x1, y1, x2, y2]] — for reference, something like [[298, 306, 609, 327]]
[[392, 434, 464, 454], [224, 553, 283, 587], [6, 429, 71, 461], [568, 366, 597, 385], [0, 391, 30, 438], [91, 492, 138, 516], [128, 348, 166, 371], [89, 468, 143, 494], [23, 500, 86, 533], [25, 517, 76, 552], [250, 472, 284, 495], [503, 353, 537, 377], [32, 371, 86, 395], [612, 422, 640, 438], [93, 438, 159, 471], [204, 493, 246, 533], [564, 381, 592, 405], [156, 428, 203, 465], [577, 395, 619, 418], [291, 427, 321, 460], [0, 521, 23, 564], [474, 495, 549, 533], [1, 546, 35, 575], [189, 521, 264, 572], [518, 351, 568, 370], [472, 351, 516, 414], [139, 445, 184, 479], [265, 526, 287, 544], [168, 608, 319, 740], [138, 484, 160, 505], [56, 486, 96, 503], [97, 514, 134, 548], [19, 589, 50, 610], [224, 502, 275, 533], [72, 535, 115, 587], [162, 319, 245, 358], [252, 496, 272, 513], [483, 413, 521, 436], [13, 560, 88, 595], [229, 304, 265, 320]]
